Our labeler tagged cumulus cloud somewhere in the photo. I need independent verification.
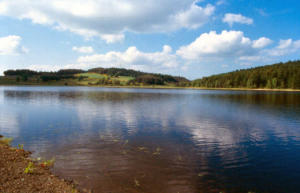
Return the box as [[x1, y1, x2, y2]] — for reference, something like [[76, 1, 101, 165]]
[[0, 44, 178, 75], [175, 30, 300, 66], [252, 37, 273, 48], [267, 39, 300, 56], [69, 31, 295, 73], [176, 30, 266, 60], [0, 0, 215, 43], [2, 30, 298, 76], [75, 45, 178, 72], [26, 31, 298, 74], [238, 39, 300, 63], [173, 3, 215, 29], [223, 13, 253, 26], [0, 35, 28, 55], [72, 46, 94, 54]]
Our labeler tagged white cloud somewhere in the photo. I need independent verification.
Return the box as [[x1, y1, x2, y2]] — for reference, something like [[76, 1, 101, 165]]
[[65, 32, 300, 72], [223, 13, 253, 26], [72, 46, 94, 54], [17, 45, 179, 75], [174, 3, 215, 29], [176, 30, 300, 66], [267, 39, 300, 56], [100, 34, 125, 44], [277, 39, 293, 49], [75, 45, 178, 72], [1, 29, 298, 76], [176, 30, 264, 60], [252, 37, 273, 48], [0, 0, 214, 43], [0, 35, 27, 55], [71, 31, 294, 73], [239, 39, 300, 63]]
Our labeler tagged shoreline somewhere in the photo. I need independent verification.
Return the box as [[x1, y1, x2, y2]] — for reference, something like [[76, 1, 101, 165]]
[[1, 83, 300, 92], [0, 136, 79, 193]]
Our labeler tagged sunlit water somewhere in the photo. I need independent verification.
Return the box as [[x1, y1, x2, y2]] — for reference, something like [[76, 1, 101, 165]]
[[1, 86, 300, 193]]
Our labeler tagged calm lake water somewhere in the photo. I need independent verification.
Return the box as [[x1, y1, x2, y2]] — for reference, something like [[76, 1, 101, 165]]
[[1, 86, 300, 193]]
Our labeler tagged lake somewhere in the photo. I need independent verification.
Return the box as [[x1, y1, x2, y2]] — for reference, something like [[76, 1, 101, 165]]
[[1, 86, 300, 193]]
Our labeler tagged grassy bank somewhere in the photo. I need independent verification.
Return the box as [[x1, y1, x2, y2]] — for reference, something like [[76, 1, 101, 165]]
[[0, 136, 79, 193]]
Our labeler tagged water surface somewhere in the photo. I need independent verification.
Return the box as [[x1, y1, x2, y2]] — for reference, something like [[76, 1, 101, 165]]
[[1, 86, 300, 193]]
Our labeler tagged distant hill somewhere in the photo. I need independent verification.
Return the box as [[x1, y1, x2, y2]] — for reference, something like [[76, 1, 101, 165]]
[[192, 60, 300, 89], [2, 61, 300, 89], [88, 67, 144, 77], [1, 67, 190, 87], [88, 67, 189, 82]]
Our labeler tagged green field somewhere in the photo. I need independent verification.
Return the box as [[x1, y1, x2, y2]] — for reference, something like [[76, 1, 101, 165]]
[[75, 72, 135, 86], [76, 73, 107, 79]]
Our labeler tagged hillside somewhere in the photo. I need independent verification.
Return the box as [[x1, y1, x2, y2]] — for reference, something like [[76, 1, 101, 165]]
[[192, 60, 300, 89], [0, 68, 190, 87]]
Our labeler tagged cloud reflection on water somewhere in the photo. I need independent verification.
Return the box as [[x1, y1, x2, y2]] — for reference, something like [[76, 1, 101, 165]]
[[1, 87, 300, 192]]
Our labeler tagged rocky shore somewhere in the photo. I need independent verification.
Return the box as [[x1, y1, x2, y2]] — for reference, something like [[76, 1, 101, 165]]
[[0, 136, 78, 193]]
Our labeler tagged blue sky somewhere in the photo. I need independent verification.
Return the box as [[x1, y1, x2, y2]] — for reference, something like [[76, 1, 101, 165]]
[[0, 0, 299, 79]]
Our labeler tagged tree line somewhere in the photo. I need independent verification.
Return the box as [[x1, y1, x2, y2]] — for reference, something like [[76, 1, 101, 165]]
[[3, 68, 189, 86], [191, 60, 300, 89], [4, 69, 85, 81], [4, 60, 300, 88]]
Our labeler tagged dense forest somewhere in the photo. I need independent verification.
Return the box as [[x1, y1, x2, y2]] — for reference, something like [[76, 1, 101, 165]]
[[192, 60, 300, 89]]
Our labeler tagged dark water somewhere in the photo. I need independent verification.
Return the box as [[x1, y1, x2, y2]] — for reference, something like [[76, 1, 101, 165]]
[[1, 86, 300, 193]]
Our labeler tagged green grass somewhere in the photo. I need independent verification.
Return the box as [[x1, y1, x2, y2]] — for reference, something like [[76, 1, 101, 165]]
[[18, 144, 24, 149], [76, 72, 107, 79], [76, 73, 134, 82], [24, 162, 34, 174], [74, 73, 135, 86], [112, 76, 134, 82]]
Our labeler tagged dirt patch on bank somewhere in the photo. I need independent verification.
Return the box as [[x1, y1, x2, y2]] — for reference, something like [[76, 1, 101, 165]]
[[0, 138, 78, 193]]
